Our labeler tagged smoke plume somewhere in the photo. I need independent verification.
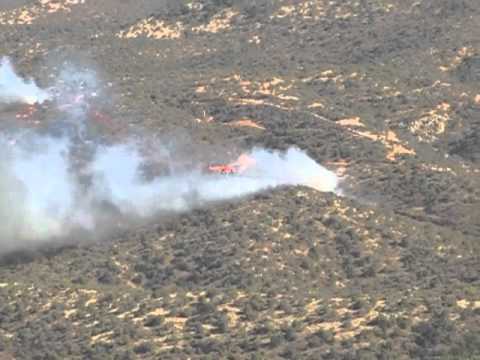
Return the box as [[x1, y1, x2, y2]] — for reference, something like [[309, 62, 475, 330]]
[[0, 57, 339, 253], [0, 57, 51, 105]]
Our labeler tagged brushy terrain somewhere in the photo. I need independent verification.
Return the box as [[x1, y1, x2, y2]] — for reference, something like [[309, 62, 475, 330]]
[[1, 0, 480, 359]]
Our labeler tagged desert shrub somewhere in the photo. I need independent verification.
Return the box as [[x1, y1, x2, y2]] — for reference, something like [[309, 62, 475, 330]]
[[133, 342, 152, 354]]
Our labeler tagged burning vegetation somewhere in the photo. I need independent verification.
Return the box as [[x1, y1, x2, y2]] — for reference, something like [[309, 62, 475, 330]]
[[208, 153, 256, 175], [1, 1, 480, 359], [0, 56, 339, 253]]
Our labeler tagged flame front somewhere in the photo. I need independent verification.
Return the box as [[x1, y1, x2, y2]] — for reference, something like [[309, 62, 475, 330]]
[[228, 153, 256, 173]]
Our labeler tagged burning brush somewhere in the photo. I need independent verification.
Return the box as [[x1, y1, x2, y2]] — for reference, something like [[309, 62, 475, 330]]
[[207, 154, 256, 175], [0, 56, 340, 254], [206, 150, 339, 193]]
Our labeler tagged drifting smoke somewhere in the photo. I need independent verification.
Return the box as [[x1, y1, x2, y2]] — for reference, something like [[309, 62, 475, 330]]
[[0, 57, 51, 105], [89, 143, 339, 214], [0, 57, 339, 254]]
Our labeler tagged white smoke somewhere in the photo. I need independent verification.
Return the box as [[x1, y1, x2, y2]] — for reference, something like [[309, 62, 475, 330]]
[[0, 57, 339, 253], [1, 134, 93, 241], [0, 57, 51, 105], [88, 143, 339, 215]]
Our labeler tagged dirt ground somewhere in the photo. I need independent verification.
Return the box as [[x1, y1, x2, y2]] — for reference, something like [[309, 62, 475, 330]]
[[1, 0, 480, 359]]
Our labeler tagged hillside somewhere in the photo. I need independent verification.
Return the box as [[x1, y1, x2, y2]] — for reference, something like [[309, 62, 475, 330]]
[[1, 1, 480, 359]]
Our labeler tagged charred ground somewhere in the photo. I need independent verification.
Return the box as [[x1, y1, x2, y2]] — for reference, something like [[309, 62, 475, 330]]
[[1, 0, 480, 359]]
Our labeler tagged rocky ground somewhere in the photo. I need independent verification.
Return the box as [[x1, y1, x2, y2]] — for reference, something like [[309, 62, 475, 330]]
[[1, 0, 480, 359]]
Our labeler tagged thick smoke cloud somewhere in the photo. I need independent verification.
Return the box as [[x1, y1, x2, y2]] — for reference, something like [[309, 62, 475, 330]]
[[0, 57, 339, 253], [0, 57, 51, 105]]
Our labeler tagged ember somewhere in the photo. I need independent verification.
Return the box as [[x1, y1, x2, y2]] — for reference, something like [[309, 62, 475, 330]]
[[15, 104, 37, 120]]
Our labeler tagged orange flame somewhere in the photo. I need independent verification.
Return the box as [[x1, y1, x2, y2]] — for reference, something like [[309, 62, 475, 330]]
[[15, 105, 37, 120], [208, 153, 256, 175], [228, 153, 256, 173]]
